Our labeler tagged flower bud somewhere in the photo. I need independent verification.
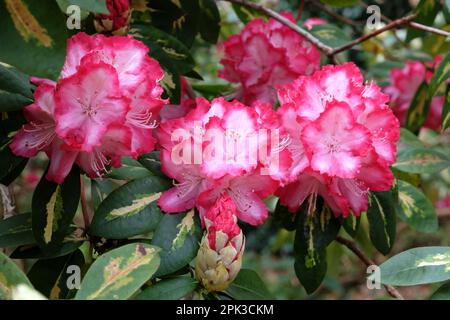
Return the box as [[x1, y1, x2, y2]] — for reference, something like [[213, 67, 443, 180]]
[[195, 194, 245, 292], [94, 0, 132, 36]]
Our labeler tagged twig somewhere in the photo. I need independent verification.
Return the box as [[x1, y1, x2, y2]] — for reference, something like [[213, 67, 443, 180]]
[[330, 14, 417, 56], [297, 0, 305, 21], [80, 176, 91, 230], [306, 0, 362, 30], [335, 236, 404, 300], [219, 0, 334, 55], [359, 0, 450, 38]]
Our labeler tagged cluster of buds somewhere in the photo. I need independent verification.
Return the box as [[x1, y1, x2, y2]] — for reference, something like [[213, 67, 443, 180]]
[[94, 0, 132, 36], [195, 195, 245, 292]]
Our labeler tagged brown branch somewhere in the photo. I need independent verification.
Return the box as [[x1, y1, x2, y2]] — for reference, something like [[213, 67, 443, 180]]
[[219, 0, 334, 55], [335, 236, 404, 300], [359, 0, 450, 38], [80, 176, 91, 231], [330, 14, 416, 55]]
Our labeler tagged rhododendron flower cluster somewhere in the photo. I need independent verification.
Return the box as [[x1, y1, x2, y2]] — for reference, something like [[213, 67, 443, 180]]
[[10, 32, 167, 183], [94, 0, 132, 36], [384, 58, 445, 130], [218, 12, 321, 105], [195, 194, 244, 292], [157, 97, 284, 225], [276, 62, 400, 217]]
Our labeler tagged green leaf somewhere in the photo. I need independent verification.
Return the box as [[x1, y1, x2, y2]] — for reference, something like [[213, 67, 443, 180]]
[[27, 250, 84, 299], [378, 246, 450, 286], [367, 191, 396, 255], [430, 281, 450, 300], [309, 24, 351, 48], [105, 157, 152, 180], [442, 83, 450, 130], [137, 151, 165, 177], [398, 128, 424, 150], [198, 0, 220, 44], [0, 145, 27, 185], [0, 213, 35, 248], [294, 203, 341, 294], [10, 240, 83, 260], [405, 81, 431, 132], [0, 0, 77, 79], [342, 213, 360, 238], [407, 0, 441, 41], [428, 53, 450, 98], [75, 243, 160, 300], [151, 210, 202, 277], [0, 251, 33, 299], [132, 24, 195, 75], [90, 176, 171, 239], [273, 202, 300, 231], [393, 147, 450, 174], [0, 62, 33, 112], [146, 0, 199, 47], [232, 2, 265, 24], [63, 0, 108, 14], [32, 166, 80, 252], [396, 180, 438, 233], [135, 276, 198, 300], [223, 269, 273, 300], [91, 178, 117, 211], [320, 0, 359, 7], [192, 84, 233, 101]]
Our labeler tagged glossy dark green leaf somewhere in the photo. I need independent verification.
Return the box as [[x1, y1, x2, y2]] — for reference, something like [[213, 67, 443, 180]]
[[10, 240, 83, 260], [192, 83, 233, 100], [428, 53, 450, 98], [294, 203, 341, 294], [224, 269, 273, 300], [63, 0, 108, 14], [0, 62, 33, 112], [0, 213, 35, 248], [309, 24, 351, 48], [442, 83, 450, 130], [430, 281, 450, 300], [0, 251, 33, 299], [367, 191, 397, 255], [342, 213, 360, 238], [378, 246, 450, 286], [105, 157, 151, 180], [0, 0, 77, 79], [405, 81, 431, 132], [146, 0, 199, 48], [136, 276, 198, 300], [132, 24, 195, 75], [273, 202, 300, 231], [396, 180, 438, 233], [152, 210, 202, 277], [320, 0, 359, 7], [232, 2, 265, 24], [393, 147, 450, 174], [407, 0, 441, 41], [90, 176, 171, 239], [27, 249, 84, 299], [75, 243, 160, 300], [32, 166, 80, 252], [91, 178, 118, 211], [137, 151, 165, 177], [198, 0, 220, 44]]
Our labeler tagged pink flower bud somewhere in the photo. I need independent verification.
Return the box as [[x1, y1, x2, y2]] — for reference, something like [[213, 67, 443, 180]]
[[195, 194, 245, 292], [94, 0, 132, 36]]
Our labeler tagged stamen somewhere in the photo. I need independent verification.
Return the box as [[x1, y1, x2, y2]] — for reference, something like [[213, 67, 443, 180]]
[[127, 108, 158, 129], [23, 122, 55, 149]]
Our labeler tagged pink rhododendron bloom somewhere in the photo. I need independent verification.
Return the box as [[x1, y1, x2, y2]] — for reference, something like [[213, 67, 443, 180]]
[[10, 33, 166, 183], [218, 12, 321, 105], [94, 0, 132, 36], [276, 63, 399, 217], [158, 97, 283, 225], [384, 58, 445, 131]]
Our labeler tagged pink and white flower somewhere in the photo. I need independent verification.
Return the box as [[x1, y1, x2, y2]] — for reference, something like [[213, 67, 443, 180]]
[[218, 12, 321, 105], [276, 63, 399, 217]]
